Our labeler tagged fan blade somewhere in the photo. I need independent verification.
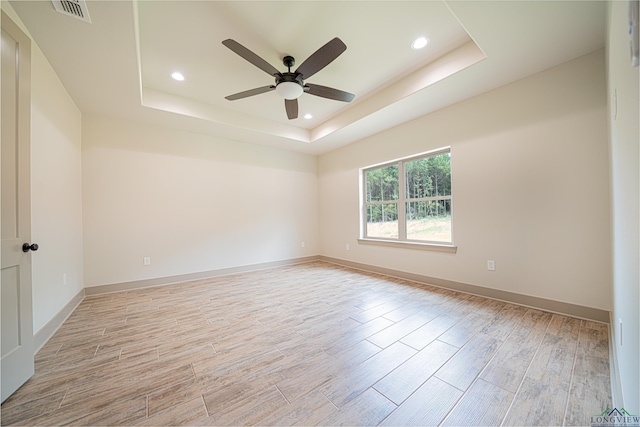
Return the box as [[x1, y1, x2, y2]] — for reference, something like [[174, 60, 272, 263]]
[[305, 84, 355, 102], [225, 85, 275, 101], [285, 99, 298, 120], [295, 37, 346, 80], [222, 39, 280, 77]]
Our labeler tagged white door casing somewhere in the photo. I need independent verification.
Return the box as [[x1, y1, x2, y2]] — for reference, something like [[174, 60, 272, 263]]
[[1, 10, 34, 403]]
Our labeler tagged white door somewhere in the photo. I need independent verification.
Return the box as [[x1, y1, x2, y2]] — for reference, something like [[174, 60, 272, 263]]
[[1, 10, 34, 403]]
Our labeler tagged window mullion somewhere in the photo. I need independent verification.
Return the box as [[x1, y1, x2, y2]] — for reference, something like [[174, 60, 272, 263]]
[[406, 195, 452, 203], [361, 172, 367, 238], [398, 161, 407, 240]]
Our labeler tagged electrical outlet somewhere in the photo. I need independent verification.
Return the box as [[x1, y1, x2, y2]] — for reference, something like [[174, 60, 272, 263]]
[[487, 260, 496, 271], [63, 273, 68, 286], [301, 241, 305, 248], [143, 257, 151, 266], [345, 243, 350, 251]]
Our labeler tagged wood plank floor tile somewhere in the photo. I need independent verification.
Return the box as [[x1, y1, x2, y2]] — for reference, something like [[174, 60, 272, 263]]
[[565, 373, 612, 427], [435, 334, 502, 391], [379, 376, 463, 426], [478, 303, 528, 340], [501, 378, 568, 426], [573, 326, 610, 377], [381, 302, 428, 322], [203, 378, 278, 415], [323, 316, 394, 356], [373, 339, 458, 404], [15, 395, 147, 426], [272, 351, 336, 403], [9, 347, 121, 400], [148, 377, 204, 417], [441, 378, 514, 426], [49, 341, 101, 361], [367, 310, 438, 348], [137, 396, 208, 426], [320, 342, 416, 408], [317, 388, 397, 426], [502, 314, 585, 426], [32, 342, 62, 363], [275, 328, 345, 358], [61, 363, 194, 407], [525, 315, 580, 387], [119, 346, 160, 363], [1, 261, 611, 426], [199, 386, 288, 426], [321, 339, 382, 377], [437, 300, 505, 348], [349, 299, 403, 323], [158, 343, 217, 366], [259, 390, 338, 426], [446, 295, 501, 318], [0, 391, 65, 425], [292, 312, 361, 339], [479, 309, 552, 392], [103, 317, 178, 336], [565, 325, 612, 426], [191, 346, 281, 377], [400, 313, 461, 350], [583, 320, 608, 332]]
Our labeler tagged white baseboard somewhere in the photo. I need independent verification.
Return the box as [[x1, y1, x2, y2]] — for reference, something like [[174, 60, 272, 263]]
[[33, 288, 85, 354], [320, 255, 610, 323], [84, 256, 321, 296], [608, 312, 624, 408]]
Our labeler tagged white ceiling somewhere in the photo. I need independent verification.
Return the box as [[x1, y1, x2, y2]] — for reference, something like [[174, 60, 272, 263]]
[[8, 0, 606, 155]]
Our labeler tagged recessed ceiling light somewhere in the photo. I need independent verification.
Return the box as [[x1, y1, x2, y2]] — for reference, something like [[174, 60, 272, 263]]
[[411, 36, 430, 50], [171, 72, 185, 81], [304, 113, 313, 120]]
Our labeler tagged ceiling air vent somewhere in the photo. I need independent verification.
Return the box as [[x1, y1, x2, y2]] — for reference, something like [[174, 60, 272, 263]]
[[51, 0, 91, 23]]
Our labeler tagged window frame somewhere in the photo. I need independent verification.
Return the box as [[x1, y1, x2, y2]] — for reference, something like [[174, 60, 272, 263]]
[[359, 147, 457, 253]]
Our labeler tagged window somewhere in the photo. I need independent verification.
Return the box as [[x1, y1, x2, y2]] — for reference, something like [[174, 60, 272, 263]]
[[361, 148, 453, 248]]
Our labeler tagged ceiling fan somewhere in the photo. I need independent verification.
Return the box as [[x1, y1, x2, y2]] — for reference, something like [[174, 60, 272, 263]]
[[222, 37, 355, 120]]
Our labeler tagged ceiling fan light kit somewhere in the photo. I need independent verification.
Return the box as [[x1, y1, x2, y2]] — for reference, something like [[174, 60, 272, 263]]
[[275, 82, 304, 100], [222, 37, 355, 120]]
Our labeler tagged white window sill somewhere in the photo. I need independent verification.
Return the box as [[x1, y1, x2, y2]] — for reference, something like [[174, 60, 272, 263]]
[[357, 238, 457, 254]]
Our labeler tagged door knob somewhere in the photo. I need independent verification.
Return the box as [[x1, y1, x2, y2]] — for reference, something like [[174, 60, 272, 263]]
[[22, 243, 39, 253]]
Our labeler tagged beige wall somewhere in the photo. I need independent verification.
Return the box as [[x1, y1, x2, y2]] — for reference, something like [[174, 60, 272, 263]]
[[319, 49, 611, 312], [607, 0, 639, 412], [81, 116, 319, 287], [30, 43, 84, 334], [2, 3, 84, 335]]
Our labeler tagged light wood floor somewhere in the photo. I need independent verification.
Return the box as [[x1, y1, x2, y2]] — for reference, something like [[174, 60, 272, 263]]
[[1, 261, 611, 426]]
